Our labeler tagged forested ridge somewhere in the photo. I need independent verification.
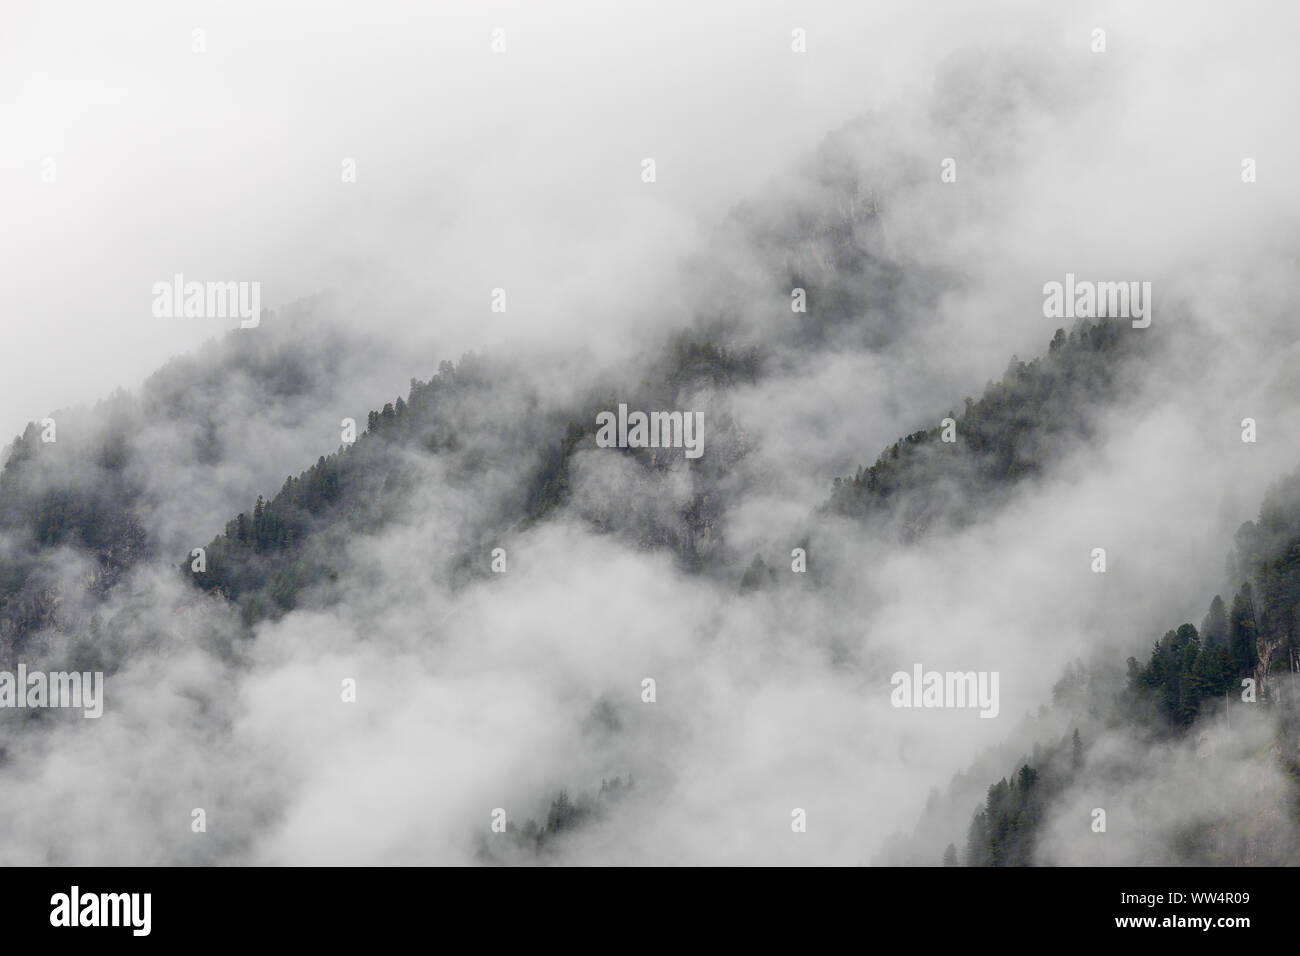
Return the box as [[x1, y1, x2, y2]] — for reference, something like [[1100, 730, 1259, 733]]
[[4, 298, 1294, 864], [826, 318, 1148, 535], [0, 307, 359, 654], [0, 108, 1288, 866], [950, 472, 1300, 865]]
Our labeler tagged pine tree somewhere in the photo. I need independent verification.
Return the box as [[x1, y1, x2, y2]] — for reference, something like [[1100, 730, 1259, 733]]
[[965, 810, 989, 867], [1229, 585, 1259, 675], [740, 555, 768, 592], [1201, 595, 1228, 648]]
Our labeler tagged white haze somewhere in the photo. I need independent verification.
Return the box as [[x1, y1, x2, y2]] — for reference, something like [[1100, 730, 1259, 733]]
[[0, 0, 1298, 864]]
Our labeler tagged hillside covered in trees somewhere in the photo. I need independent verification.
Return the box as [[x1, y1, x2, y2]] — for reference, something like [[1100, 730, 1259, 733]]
[[826, 318, 1151, 538], [938, 471, 1300, 866], [0, 305, 380, 658]]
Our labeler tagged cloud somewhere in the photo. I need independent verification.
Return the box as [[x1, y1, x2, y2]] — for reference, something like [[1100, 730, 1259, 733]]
[[1, 0, 1299, 866]]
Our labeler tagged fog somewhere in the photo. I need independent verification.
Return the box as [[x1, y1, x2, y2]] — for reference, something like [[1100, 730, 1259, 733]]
[[1, 0, 1298, 864]]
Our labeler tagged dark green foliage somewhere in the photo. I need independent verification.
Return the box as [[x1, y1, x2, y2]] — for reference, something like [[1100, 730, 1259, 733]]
[[966, 765, 1041, 866], [739, 554, 778, 592], [1127, 469, 1300, 723], [516, 336, 757, 533], [1224, 472, 1300, 685], [0, 309, 370, 651], [1228, 587, 1259, 677], [0, 412, 147, 649], [183, 359, 482, 616], [1201, 594, 1228, 649], [1130, 620, 1237, 727], [961, 473, 1300, 866], [478, 777, 634, 864], [188, 328, 763, 623], [1, 418, 139, 553], [962, 730, 1082, 866], [662, 337, 761, 390], [826, 318, 1143, 528], [544, 789, 587, 835], [1052, 659, 1087, 707], [522, 421, 588, 527]]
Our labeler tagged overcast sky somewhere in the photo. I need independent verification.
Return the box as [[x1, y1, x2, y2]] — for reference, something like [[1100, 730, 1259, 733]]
[[8, 0, 1293, 443]]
